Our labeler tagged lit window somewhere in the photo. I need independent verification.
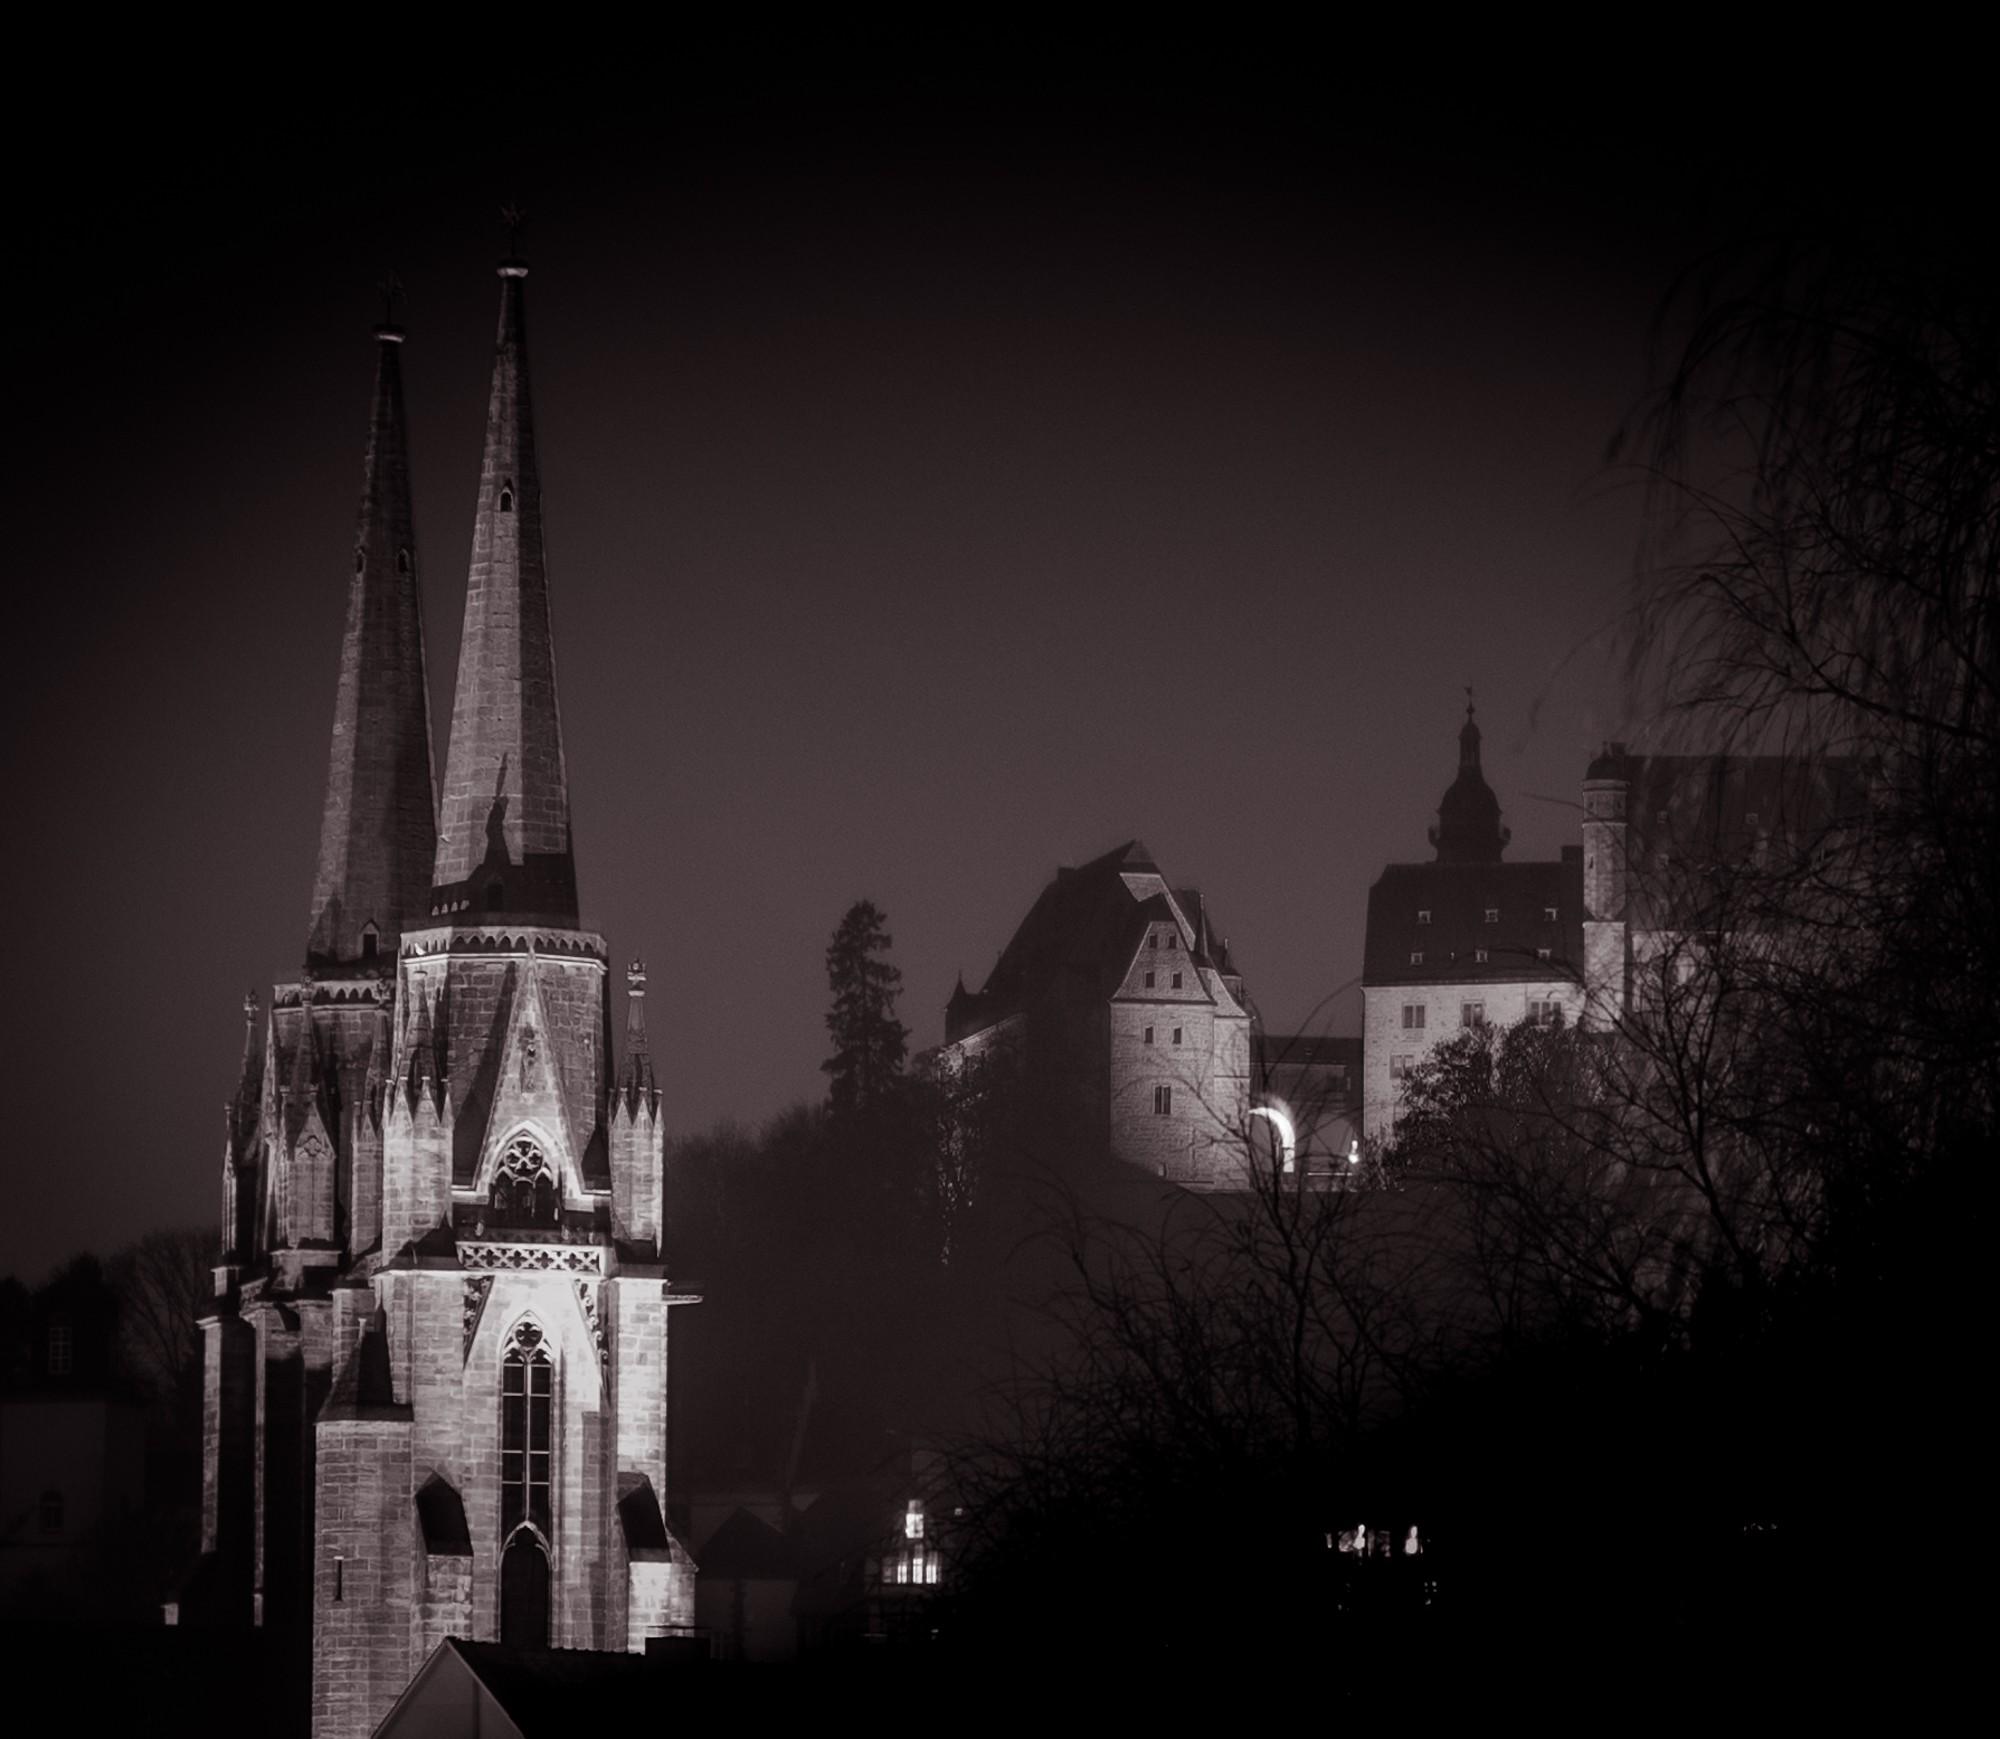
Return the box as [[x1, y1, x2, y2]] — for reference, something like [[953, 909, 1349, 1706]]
[[39, 1491, 62, 1533], [1460, 1002, 1484, 1028], [1484, 908, 1498, 924], [1401, 1005, 1425, 1030], [1153, 1085, 1173, 1115], [502, 1323, 553, 1541], [1409, 951, 1424, 967], [1170, 972, 1182, 990], [1144, 971, 1155, 989], [1172, 1027, 1183, 1046], [1143, 1026, 1154, 1045], [1416, 909, 1431, 925], [927, 1559, 940, 1585], [48, 1323, 72, 1377], [905, 1501, 924, 1540]]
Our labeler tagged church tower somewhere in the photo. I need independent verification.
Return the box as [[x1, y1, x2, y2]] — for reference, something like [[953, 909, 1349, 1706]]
[[191, 258, 695, 1739]]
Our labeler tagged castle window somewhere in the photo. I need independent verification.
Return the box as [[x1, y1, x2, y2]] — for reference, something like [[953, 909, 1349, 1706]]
[[502, 1323, 553, 1541], [1409, 951, 1424, 967], [1544, 906, 1558, 922], [1171, 972, 1183, 990], [47, 1323, 72, 1377], [1474, 948, 1488, 964], [397, 548, 411, 575], [1143, 1026, 1154, 1045], [1164, 932, 1176, 951], [1148, 933, 1158, 949], [1153, 1085, 1173, 1115], [501, 1534, 550, 1650], [500, 482, 515, 513], [38, 1491, 62, 1534], [1537, 947, 1552, 961], [1144, 971, 1155, 989], [361, 925, 379, 962], [1390, 1054, 1414, 1081], [1528, 999, 1559, 1027], [1173, 1027, 1183, 1046], [333, 1555, 344, 1602], [1484, 908, 1499, 924], [1401, 1004, 1425, 1030], [1461, 1002, 1484, 1028], [1416, 909, 1431, 925]]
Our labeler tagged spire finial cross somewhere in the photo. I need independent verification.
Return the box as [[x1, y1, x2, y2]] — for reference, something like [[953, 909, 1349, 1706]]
[[1464, 682, 1475, 720], [501, 201, 527, 257], [377, 271, 404, 327]]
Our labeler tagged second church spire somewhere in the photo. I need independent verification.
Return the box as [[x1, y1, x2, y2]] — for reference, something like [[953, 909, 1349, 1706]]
[[431, 252, 578, 922]]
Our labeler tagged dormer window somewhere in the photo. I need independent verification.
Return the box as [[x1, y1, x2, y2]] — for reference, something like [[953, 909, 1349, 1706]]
[[1473, 948, 1489, 964], [1544, 906, 1558, 922], [1537, 947, 1553, 961], [1416, 909, 1431, 925], [1483, 908, 1499, 924], [499, 482, 515, 513], [1410, 951, 1424, 966]]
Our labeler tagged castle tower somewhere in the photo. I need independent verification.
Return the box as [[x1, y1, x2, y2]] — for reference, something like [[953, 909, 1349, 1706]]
[[1582, 742, 1632, 1023], [308, 254, 692, 1739], [1428, 697, 1511, 865]]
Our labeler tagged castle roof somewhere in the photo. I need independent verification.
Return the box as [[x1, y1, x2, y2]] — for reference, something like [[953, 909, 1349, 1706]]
[[306, 319, 437, 971], [1363, 853, 1584, 988], [430, 257, 579, 922], [948, 841, 1227, 1041]]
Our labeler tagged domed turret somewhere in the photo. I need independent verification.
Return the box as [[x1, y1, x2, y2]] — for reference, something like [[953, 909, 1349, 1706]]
[[1428, 698, 1509, 864]]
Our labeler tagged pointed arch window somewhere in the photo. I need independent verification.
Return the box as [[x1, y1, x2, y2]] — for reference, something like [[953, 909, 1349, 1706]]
[[490, 1135, 559, 1228], [501, 1321, 553, 1540], [499, 481, 515, 513], [396, 548, 412, 575]]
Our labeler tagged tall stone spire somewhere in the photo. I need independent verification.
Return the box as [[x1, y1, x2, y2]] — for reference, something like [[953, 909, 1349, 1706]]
[[430, 250, 578, 922], [1429, 692, 1510, 864], [307, 317, 438, 971]]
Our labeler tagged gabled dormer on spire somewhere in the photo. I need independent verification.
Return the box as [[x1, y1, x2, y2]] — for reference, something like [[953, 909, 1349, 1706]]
[[308, 318, 438, 972], [1429, 694, 1510, 865], [430, 253, 578, 924]]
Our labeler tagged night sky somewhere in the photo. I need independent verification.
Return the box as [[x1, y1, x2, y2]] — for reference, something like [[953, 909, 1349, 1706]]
[[4, 76, 1716, 1276]]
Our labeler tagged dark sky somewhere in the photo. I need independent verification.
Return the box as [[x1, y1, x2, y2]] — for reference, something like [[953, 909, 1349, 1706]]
[[3, 75, 1717, 1276]]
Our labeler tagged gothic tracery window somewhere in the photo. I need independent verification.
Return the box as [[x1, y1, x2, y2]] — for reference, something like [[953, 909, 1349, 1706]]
[[489, 1135, 559, 1228]]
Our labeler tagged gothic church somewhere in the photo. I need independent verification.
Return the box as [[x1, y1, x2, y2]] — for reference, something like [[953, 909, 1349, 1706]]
[[188, 253, 695, 1738]]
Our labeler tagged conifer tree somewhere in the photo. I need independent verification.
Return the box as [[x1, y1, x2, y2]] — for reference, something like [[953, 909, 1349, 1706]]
[[822, 899, 909, 1119]]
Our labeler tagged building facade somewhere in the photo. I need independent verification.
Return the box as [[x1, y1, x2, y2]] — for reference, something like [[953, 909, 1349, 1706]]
[[1360, 707, 1586, 1141], [187, 258, 694, 1738], [1362, 707, 1861, 1141], [941, 842, 1257, 1189]]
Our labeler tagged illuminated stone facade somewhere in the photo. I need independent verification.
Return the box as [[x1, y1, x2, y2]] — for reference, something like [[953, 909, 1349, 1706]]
[[188, 263, 694, 1739], [942, 841, 1255, 1188]]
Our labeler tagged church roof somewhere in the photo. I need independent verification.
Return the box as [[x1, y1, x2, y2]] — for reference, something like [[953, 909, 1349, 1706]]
[[383, 1639, 683, 1736], [306, 318, 437, 972], [430, 257, 579, 922]]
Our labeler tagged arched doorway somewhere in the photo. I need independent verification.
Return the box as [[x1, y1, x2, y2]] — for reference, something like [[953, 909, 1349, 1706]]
[[501, 1532, 549, 1648]]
